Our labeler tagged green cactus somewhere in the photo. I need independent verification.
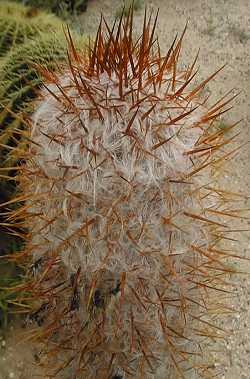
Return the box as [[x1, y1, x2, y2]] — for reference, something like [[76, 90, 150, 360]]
[[0, 1, 62, 58], [0, 32, 68, 167], [14, 0, 89, 16], [0, 259, 24, 328]]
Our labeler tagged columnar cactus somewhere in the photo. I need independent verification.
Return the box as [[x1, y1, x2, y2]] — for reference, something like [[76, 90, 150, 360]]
[[10, 9, 245, 379]]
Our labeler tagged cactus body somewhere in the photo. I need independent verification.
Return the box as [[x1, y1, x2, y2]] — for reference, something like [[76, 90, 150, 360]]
[[10, 10, 245, 379]]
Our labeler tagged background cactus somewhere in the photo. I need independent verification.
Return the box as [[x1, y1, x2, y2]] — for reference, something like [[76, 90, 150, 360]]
[[7, 9, 246, 379], [0, 1, 62, 57], [13, 0, 89, 16], [0, 33, 68, 164]]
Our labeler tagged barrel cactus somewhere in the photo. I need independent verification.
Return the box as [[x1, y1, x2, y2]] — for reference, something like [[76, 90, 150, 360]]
[[9, 9, 245, 379], [14, 0, 89, 16], [0, 32, 67, 167], [0, 1, 62, 57]]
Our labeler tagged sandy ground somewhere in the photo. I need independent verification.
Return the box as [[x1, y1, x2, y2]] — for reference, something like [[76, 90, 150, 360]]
[[0, 1, 249, 378]]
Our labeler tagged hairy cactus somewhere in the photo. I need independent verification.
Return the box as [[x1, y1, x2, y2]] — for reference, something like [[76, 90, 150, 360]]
[[8, 9, 246, 379], [0, 1, 62, 57]]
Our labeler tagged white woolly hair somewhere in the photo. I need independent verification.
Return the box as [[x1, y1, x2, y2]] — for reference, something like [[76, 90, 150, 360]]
[[31, 69, 207, 273]]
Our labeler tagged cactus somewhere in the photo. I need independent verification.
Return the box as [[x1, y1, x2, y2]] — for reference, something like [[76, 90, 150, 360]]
[[7, 9, 247, 379], [0, 1, 62, 58], [14, 0, 89, 16], [0, 32, 67, 155], [0, 258, 24, 327]]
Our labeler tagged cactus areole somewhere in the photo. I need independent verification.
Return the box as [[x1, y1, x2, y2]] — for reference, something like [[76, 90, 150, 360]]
[[13, 8, 243, 379]]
